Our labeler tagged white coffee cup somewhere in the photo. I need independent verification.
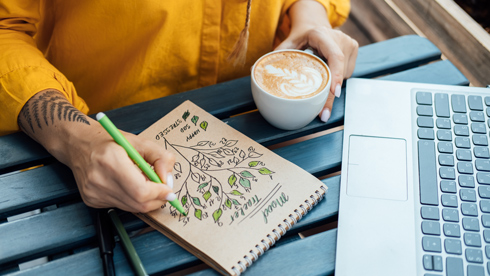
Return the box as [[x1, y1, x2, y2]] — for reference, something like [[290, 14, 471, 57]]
[[251, 49, 331, 130]]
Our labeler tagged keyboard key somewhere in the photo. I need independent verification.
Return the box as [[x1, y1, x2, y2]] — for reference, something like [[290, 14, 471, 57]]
[[446, 257, 464, 276], [436, 118, 451, 129], [463, 217, 480, 231], [459, 175, 475, 188], [465, 233, 482, 247], [469, 95, 484, 111], [439, 155, 455, 166], [480, 200, 490, 213], [473, 134, 488, 146], [442, 194, 458, 207], [443, 208, 459, 222], [452, 94, 467, 113], [454, 125, 470, 136], [470, 111, 485, 122], [485, 97, 490, 106], [487, 107, 490, 116], [462, 204, 479, 217], [477, 172, 490, 184], [418, 117, 434, 128], [482, 214, 490, 228], [466, 248, 484, 263], [435, 93, 450, 117], [487, 246, 490, 258], [441, 180, 457, 193], [460, 189, 477, 202], [422, 236, 442, 252], [476, 159, 490, 171], [417, 106, 433, 116], [474, 147, 490, 159], [445, 238, 463, 254], [422, 221, 440, 235], [471, 123, 486, 134], [467, 265, 485, 276], [432, 256, 442, 272], [418, 129, 435, 140], [444, 223, 461, 237], [437, 130, 452, 141], [423, 254, 433, 270], [484, 230, 490, 243], [440, 167, 456, 180], [455, 137, 471, 148], [478, 186, 490, 199], [421, 206, 440, 220], [438, 142, 453, 154], [453, 114, 468, 125], [417, 92, 432, 105], [456, 150, 472, 161], [457, 162, 474, 174], [418, 141, 438, 205]]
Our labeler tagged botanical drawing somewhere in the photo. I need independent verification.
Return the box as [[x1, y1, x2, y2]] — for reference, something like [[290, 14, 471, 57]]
[[162, 135, 275, 227]]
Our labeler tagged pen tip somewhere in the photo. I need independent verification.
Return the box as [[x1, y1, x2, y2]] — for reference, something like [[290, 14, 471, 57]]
[[183, 212, 188, 216]]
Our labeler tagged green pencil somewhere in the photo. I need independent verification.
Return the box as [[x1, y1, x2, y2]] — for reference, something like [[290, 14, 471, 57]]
[[108, 209, 148, 276], [97, 112, 187, 216]]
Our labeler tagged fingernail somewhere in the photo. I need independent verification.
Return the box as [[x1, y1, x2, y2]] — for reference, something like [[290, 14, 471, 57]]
[[335, 84, 341, 98], [321, 109, 331, 122], [166, 174, 174, 189], [166, 192, 177, 201]]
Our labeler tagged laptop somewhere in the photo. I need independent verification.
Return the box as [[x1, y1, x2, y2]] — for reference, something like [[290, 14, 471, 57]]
[[336, 78, 490, 276]]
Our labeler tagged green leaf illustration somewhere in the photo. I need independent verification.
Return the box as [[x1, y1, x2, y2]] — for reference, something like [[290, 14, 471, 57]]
[[198, 182, 209, 190], [225, 199, 232, 208], [228, 174, 237, 187], [239, 177, 251, 189], [181, 195, 187, 206], [192, 197, 201, 206], [191, 115, 199, 125], [259, 168, 273, 175], [200, 121, 208, 131], [195, 209, 202, 220], [213, 208, 223, 222], [232, 199, 241, 206], [203, 191, 211, 202], [212, 185, 219, 194], [240, 170, 254, 178], [231, 190, 242, 196], [182, 110, 190, 121], [248, 161, 259, 167]]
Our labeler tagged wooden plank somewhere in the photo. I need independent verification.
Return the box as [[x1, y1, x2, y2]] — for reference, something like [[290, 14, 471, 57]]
[[0, 35, 442, 173], [391, 0, 490, 87], [0, 59, 469, 220], [1, 176, 340, 274]]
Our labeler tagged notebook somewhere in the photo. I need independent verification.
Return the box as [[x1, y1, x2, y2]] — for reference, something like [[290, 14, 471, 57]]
[[336, 78, 490, 276], [136, 100, 327, 275]]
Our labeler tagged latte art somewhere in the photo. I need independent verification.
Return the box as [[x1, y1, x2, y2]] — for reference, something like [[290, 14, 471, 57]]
[[264, 65, 323, 97], [253, 51, 328, 100]]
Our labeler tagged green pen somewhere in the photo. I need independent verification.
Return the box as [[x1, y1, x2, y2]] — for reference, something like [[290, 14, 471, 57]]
[[108, 209, 148, 276], [97, 112, 187, 216]]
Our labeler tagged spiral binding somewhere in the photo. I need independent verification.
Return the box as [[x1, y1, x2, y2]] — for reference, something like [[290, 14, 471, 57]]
[[230, 185, 327, 275]]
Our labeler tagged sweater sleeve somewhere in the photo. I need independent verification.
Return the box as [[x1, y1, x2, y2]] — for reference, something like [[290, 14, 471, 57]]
[[0, 1, 88, 136]]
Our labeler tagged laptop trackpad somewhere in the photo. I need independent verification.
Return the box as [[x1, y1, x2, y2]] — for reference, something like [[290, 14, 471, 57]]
[[347, 135, 407, 201]]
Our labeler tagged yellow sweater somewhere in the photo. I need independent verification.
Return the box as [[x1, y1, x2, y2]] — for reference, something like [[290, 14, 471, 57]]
[[0, 0, 350, 135]]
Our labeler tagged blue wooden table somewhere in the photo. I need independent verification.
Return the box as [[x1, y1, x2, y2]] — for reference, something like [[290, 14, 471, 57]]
[[0, 35, 469, 275]]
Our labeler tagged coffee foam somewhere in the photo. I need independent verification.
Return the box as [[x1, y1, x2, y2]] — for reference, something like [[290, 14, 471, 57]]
[[253, 51, 328, 99]]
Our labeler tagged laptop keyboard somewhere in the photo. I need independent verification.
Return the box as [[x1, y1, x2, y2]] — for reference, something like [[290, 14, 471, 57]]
[[417, 91, 490, 276]]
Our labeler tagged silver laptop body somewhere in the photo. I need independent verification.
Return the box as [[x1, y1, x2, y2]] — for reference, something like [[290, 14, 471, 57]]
[[336, 78, 490, 276]]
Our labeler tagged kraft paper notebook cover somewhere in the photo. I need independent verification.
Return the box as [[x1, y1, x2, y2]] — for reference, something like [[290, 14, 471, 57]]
[[137, 100, 327, 275]]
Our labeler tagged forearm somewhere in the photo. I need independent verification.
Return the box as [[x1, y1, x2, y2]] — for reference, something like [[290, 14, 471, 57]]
[[288, 1, 331, 34], [17, 89, 100, 166]]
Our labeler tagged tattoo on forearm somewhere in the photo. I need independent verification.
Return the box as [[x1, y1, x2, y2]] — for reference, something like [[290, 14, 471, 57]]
[[18, 90, 90, 134]]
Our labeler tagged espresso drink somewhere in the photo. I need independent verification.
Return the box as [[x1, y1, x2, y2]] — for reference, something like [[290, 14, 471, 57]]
[[253, 51, 329, 99]]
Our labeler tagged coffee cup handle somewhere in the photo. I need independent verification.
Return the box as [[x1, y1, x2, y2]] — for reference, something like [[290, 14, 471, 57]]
[[304, 47, 315, 55]]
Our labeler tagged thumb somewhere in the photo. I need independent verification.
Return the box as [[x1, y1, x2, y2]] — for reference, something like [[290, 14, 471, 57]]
[[274, 38, 299, 51]]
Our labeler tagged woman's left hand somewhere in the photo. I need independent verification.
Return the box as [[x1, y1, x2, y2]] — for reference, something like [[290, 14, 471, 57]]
[[275, 0, 358, 122]]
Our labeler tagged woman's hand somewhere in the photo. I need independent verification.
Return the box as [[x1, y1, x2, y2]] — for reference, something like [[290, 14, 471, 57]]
[[275, 0, 358, 122], [18, 89, 176, 213]]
